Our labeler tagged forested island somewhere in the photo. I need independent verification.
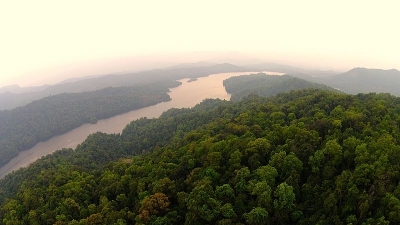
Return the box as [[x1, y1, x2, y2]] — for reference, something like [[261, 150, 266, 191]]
[[1, 89, 400, 224], [0, 81, 179, 168], [187, 78, 198, 82]]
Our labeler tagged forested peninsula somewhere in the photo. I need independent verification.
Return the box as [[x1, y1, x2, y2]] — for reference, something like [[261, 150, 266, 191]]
[[2, 89, 400, 224], [223, 73, 337, 101], [0, 81, 179, 167]]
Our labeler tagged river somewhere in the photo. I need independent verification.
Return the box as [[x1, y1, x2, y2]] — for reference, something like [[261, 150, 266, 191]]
[[0, 71, 283, 178]]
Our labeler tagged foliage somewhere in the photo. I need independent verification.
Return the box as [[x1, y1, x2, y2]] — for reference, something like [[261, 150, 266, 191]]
[[1, 89, 400, 224]]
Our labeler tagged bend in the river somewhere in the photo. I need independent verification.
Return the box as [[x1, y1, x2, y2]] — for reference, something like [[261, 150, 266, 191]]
[[0, 71, 283, 179]]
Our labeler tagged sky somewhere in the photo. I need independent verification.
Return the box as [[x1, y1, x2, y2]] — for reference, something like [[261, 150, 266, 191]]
[[0, 0, 399, 87]]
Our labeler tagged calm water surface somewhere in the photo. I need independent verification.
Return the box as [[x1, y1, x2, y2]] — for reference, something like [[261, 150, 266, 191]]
[[0, 71, 283, 178]]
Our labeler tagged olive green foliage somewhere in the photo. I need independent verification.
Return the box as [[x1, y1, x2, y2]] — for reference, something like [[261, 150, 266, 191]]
[[2, 89, 400, 225], [223, 73, 337, 101], [0, 81, 179, 167]]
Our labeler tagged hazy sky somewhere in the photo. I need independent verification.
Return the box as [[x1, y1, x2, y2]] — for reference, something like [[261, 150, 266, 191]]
[[0, 1, 399, 87]]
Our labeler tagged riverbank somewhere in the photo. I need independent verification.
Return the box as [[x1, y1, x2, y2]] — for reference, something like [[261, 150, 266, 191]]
[[0, 71, 279, 179]]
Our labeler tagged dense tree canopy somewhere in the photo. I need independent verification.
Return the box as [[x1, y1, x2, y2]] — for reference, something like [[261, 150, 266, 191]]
[[0, 81, 179, 167], [1, 89, 400, 224]]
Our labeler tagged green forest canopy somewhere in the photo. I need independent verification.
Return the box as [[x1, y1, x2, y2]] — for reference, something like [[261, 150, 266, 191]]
[[1, 89, 400, 224]]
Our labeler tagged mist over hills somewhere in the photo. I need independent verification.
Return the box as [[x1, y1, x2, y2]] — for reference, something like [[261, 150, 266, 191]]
[[289, 67, 400, 96], [241, 65, 400, 97], [2, 61, 400, 111], [163, 61, 216, 70], [0, 84, 50, 94], [245, 62, 340, 77], [0, 63, 249, 110], [223, 73, 339, 101], [323, 67, 400, 95], [55, 74, 107, 85]]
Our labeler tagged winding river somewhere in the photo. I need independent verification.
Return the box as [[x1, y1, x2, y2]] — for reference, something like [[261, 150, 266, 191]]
[[0, 71, 283, 179]]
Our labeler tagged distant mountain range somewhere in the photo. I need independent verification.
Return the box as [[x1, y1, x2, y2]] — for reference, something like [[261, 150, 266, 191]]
[[231, 65, 400, 97], [0, 63, 249, 110], [321, 68, 400, 95], [288, 67, 400, 96], [0, 84, 50, 94], [1, 62, 399, 110], [245, 62, 340, 77]]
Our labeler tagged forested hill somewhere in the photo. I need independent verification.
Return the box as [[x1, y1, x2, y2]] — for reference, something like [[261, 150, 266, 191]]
[[0, 63, 248, 110], [323, 68, 400, 96], [0, 81, 179, 168], [290, 67, 400, 96], [223, 73, 338, 101], [2, 89, 400, 224]]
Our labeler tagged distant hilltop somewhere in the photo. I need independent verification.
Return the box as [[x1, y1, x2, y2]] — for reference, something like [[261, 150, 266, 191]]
[[0, 84, 49, 95], [321, 67, 400, 95], [0, 84, 21, 94]]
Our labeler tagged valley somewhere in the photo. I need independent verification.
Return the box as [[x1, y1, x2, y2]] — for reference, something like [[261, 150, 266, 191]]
[[1, 63, 400, 225], [1, 2, 398, 224], [0, 71, 266, 178]]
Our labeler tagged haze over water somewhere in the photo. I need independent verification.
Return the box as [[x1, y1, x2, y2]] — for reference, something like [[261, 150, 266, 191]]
[[0, 72, 282, 178]]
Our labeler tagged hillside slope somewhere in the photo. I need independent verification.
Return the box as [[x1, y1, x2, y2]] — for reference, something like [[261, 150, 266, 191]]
[[313, 67, 400, 96], [2, 89, 400, 224]]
